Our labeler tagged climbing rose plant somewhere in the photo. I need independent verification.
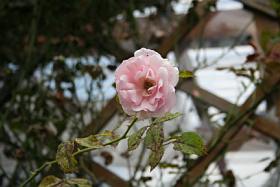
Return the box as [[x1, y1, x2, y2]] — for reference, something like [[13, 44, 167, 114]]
[[21, 49, 205, 187]]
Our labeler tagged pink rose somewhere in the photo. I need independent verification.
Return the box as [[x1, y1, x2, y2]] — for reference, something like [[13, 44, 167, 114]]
[[115, 48, 179, 119]]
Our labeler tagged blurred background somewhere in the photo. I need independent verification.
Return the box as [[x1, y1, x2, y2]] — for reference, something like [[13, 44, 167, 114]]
[[1, 0, 280, 186]]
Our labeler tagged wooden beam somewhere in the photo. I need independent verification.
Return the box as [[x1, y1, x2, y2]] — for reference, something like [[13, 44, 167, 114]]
[[179, 80, 280, 142], [158, 0, 216, 56], [83, 98, 118, 136], [88, 161, 129, 187], [254, 116, 280, 140], [179, 80, 235, 112], [175, 65, 280, 186], [241, 0, 278, 18]]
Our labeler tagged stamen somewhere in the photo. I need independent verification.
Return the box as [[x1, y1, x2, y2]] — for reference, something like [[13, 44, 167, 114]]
[[143, 79, 155, 90]]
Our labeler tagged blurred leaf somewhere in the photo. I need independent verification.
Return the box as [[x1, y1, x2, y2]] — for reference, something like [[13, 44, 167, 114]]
[[97, 130, 120, 147], [107, 64, 117, 71], [115, 95, 120, 104], [152, 112, 182, 125], [246, 53, 259, 62], [159, 162, 180, 169], [39, 176, 91, 187], [39, 175, 62, 187], [271, 0, 280, 13], [179, 70, 193, 79], [140, 176, 152, 182], [128, 126, 148, 151], [173, 132, 205, 156], [75, 135, 103, 148], [97, 130, 115, 137], [112, 82, 116, 88], [56, 141, 78, 173], [266, 42, 280, 63], [224, 170, 236, 187], [149, 146, 164, 171], [66, 178, 91, 187], [100, 151, 113, 165], [84, 65, 103, 79], [144, 124, 163, 151]]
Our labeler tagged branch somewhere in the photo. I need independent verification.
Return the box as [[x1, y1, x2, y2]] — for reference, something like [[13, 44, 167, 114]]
[[20, 116, 138, 187], [20, 160, 57, 187]]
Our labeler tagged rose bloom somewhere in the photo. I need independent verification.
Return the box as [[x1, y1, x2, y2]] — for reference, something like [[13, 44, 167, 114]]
[[115, 48, 179, 119]]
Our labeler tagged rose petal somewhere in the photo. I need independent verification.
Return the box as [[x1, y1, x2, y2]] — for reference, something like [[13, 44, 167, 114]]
[[115, 48, 179, 119], [134, 48, 161, 57]]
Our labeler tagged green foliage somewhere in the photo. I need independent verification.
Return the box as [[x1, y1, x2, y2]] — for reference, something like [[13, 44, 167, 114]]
[[179, 70, 194, 79], [144, 124, 165, 170], [173, 132, 205, 156], [39, 176, 91, 187], [159, 162, 180, 169], [55, 141, 78, 173], [144, 124, 164, 151], [271, 0, 280, 14], [66, 178, 91, 187], [152, 112, 182, 124], [127, 126, 148, 151], [149, 146, 164, 171], [75, 135, 103, 148], [39, 176, 61, 187], [260, 32, 280, 52], [76, 130, 120, 148], [125, 112, 186, 171], [96, 130, 120, 146]]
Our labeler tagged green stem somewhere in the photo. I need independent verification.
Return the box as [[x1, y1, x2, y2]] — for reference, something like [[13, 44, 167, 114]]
[[20, 160, 57, 187], [163, 138, 177, 146], [20, 116, 138, 187]]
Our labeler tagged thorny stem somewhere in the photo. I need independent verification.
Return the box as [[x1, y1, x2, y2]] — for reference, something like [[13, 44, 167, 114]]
[[20, 116, 138, 187]]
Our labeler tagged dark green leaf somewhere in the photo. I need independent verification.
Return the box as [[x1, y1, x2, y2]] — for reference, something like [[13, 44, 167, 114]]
[[159, 162, 180, 169], [115, 95, 120, 104], [128, 126, 148, 151], [39, 176, 91, 187], [100, 151, 113, 165], [56, 141, 78, 173], [83, 130, 119, 147], [98, 130, 120, 147], [173, 132, 205, 156], [39, 175, 62, 187], [97, 130, 115, 137], [179, 70, 193, 79], [112, 82, 116, 88], [98, 130, 120, 140], [144, 124, 164, 151], [152, 112, 182, 124], [149, 146, 164, 171], [75, 135, 103, 148], [140, 176, 152, 182], [66, 178, 91, 187]]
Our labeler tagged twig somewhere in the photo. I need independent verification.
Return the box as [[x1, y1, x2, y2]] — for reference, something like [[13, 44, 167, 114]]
[[20, 116, 138, 187], [20, 160, 57, 187]]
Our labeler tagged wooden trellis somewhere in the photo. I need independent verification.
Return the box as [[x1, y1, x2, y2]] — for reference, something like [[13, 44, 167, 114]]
[[81, 1, 280, 186]]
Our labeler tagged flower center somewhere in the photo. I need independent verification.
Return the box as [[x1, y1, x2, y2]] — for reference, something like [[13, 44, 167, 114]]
[[143, 79, 155, 91]]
